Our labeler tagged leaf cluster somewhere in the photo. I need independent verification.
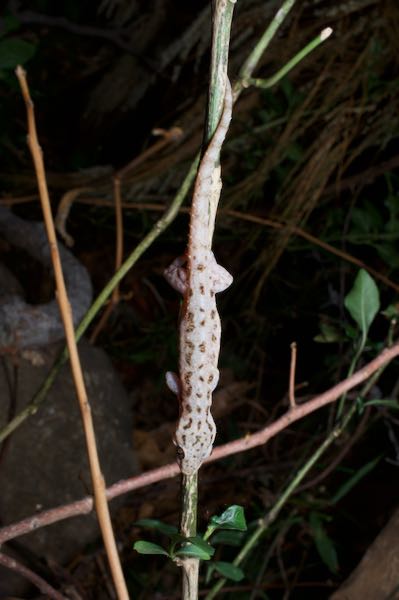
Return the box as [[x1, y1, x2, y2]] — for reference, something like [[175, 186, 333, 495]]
[[133, 505, 247, 583]]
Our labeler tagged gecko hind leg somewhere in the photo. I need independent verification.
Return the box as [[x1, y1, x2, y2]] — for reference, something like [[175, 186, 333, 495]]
[[166, 371, 181, 396]]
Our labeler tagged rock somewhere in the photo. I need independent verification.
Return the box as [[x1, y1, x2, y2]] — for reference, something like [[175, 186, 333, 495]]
[[331, 506, 399, 600], [0, 339, 138, 596], [0, 208, 92, 351]]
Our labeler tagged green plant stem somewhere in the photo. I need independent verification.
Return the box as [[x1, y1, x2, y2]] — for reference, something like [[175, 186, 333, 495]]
[[204, 404, 356, 600], [179, 2, 235, 598], [237, 0, 297, 87], [0, 157, 199, 445], [337, 339, 364, 418], [207, 0, 235, 140], [180, 473, 199, 600], [246, 28, 332, 90]]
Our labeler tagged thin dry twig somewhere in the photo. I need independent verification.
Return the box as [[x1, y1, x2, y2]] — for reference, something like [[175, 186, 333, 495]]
[[89, 176, 123, 343], [0, 552, 67, 600], [289, 342, 297, 409], [15, 65, 129, 600], [1, 340, 398, 546]]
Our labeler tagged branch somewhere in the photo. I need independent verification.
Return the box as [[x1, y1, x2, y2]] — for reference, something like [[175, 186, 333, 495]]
[[0, 552, 67, 600], [1, 341, 398, 546]]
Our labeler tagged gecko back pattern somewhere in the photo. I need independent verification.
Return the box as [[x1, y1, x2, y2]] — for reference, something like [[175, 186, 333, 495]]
[[165, 78, 233, 474]]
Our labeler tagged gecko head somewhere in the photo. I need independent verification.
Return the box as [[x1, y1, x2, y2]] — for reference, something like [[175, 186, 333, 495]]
[[178, 451, 203, 476], [174, 441, 200, 475], [174, 419, 216, 475]]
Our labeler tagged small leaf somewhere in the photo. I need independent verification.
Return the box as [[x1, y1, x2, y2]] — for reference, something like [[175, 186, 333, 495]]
[[209, 505, 247, 532], [330, 456, 381, 505], [213, 561, 245, 582], [0, 38, 36, 69], [134, 518, 178, 536], [175, 543, 212, 560], [344, 269, 380, 339], [309, 512, 339, 574], [187, 536, 215, 557], [133, 541, 169, 557]]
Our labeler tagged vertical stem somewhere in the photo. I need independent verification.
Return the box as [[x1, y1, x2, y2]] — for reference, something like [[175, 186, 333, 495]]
[[207, 0, 236, 141], [179, 2, 234, 598], [180, 473, 199, 600], [237, 0, 297, 84]]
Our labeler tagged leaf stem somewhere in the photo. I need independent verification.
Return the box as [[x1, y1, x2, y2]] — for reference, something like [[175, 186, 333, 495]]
[[245, 28, 333, 90], [237, 0, 298, 85]]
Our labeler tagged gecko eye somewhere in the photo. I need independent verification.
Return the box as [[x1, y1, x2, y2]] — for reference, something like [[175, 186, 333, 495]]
[[176, 447, 185, 460]]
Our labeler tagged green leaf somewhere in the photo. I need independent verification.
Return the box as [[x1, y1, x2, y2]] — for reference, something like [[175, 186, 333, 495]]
[[133, 541, 169, 557], [0, 38, 36, 69], [174, 543, 212, 560], [209, 505, 247, 532], [330, 456, 381, 505], [134, 518, 178, 536], [363, 399, 399, 410], [187, 536, 215, 557], [213, 561, 245, 582], [344, 269, 380, 339], [309, 512, 339, 574]]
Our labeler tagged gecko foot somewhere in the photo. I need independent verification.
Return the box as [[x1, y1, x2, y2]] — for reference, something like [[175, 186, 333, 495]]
[[209, 253, 233, 293], [166, 371, 181, 396], [164, 256, 187, 294]]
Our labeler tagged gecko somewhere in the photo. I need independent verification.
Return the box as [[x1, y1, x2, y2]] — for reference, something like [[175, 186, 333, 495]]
[[164, 77, 233, 475]]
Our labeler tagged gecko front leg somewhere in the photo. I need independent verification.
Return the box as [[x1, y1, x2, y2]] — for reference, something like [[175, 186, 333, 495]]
[[164, 256, 188, 295], [208, 252, 233, 292]]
